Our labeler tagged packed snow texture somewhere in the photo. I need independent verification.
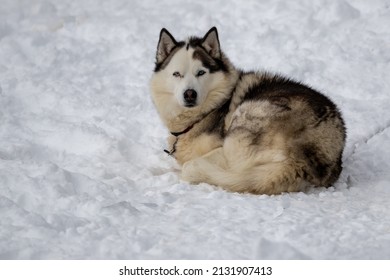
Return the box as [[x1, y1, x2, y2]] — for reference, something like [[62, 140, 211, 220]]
[[1, 0, 390, 259]]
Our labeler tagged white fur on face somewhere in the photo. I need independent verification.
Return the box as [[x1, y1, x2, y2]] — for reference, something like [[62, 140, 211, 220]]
[[150, 45, 231, 130], [163, 47, 210, 107]]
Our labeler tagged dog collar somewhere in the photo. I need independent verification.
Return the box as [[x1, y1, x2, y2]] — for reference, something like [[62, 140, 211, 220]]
[[163, 106, 222, 156], [163, 124, 195, 156], [170, 124, 195, 137]]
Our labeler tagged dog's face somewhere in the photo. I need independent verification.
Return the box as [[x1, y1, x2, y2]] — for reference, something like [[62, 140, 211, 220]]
[[151, 27, 230, 112], [162, 47, 209, 108]]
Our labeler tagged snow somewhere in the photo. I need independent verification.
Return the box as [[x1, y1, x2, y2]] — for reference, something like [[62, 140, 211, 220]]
[[1, 0, 390, 259]]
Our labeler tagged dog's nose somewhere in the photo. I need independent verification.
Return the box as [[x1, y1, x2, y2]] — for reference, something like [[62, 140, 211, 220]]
[[183, 89, 197, 105]]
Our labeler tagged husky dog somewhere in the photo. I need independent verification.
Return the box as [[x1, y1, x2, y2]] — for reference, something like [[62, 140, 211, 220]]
[[150, 27, 346, 195]]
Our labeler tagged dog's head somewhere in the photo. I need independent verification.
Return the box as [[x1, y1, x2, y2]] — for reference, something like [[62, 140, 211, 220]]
[[150, 27, 237, 118]]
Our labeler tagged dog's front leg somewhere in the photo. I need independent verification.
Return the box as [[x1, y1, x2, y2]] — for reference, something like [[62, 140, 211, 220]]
[[181, 147, 227, 184]]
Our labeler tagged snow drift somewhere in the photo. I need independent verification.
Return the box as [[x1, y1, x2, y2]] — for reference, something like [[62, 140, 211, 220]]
[[1, 0, 390, 259]]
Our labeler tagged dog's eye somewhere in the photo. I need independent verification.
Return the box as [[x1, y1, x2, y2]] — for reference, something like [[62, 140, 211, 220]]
[[196, 70, 206, 77], [173, 72, 181, 78]]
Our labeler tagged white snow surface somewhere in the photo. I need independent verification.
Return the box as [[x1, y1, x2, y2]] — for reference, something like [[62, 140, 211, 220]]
[[1, 0, 390, 259]]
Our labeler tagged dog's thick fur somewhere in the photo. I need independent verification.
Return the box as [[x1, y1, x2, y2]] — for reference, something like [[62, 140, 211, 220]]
[[150, 27, 346, 195]]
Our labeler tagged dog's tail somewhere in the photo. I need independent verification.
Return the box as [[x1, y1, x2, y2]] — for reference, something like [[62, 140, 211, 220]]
[[184, 158, 307, 195], [224, 162, 307, 195]]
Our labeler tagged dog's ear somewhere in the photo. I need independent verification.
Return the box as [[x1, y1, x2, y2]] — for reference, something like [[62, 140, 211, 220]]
[[156, 28, 177, 64], [201, 27, 221, 59]]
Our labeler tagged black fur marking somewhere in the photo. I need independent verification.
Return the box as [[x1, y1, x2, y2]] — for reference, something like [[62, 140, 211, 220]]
[[188, 36, 203, 47], [205, 97, 232, 137], [188, 33, 228, 72], [302, 144, 330, 179], [156, 29, 178, 62], [244, 74, 343, 124], [154, 41, 185, 72], [159, 28, 177, 45], [301, 144, 342, 187], [201, 27, 221, 59], [192, 48, 228, 73], [154, 27, 227, 73]]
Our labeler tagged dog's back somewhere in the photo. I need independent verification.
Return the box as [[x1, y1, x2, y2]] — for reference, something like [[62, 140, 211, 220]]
[[215, 72, 346, 194]]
